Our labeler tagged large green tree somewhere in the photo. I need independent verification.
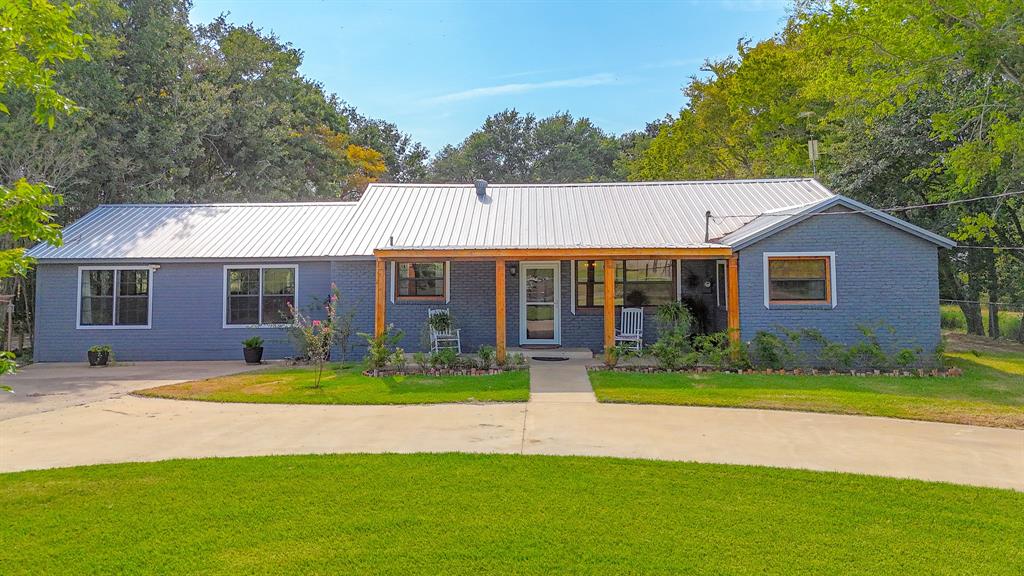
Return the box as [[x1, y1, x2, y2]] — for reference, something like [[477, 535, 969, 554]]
[[429, 109, 625, 183], [0, 0, 89, 378]]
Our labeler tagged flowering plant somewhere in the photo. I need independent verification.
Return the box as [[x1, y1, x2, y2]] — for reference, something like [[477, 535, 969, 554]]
[[288, 283, 344, 388]]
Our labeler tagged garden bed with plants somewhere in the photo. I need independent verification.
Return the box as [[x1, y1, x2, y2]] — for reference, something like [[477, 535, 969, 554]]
[[590, 305, 1024, 428]]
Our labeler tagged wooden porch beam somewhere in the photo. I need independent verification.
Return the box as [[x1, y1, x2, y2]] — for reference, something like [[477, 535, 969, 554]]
[[495, 259, 506, 364], [374, 258, 386, 337], [374, 247, 732, 260], [727, 255, 740, 345], [603, 259, 615, 362]]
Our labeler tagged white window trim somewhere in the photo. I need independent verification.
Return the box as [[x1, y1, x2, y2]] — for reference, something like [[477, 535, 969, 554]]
[[222, 264, 299, 329], [762, 251, 837, 309], [76, 266, 154, 330], [716, 259, 727, 308], [570, 261, 575, 315]]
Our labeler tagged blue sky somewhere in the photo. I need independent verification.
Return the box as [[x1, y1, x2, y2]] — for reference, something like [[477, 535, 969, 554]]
[[190, 1, 789, 153]]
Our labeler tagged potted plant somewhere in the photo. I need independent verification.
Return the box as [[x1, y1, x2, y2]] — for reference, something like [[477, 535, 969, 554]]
[[242, 336, 264, 365], [427, 310, 453, 333], [87, 345, 112, 367]]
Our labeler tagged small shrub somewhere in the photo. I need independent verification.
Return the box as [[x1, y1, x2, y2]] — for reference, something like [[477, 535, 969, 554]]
[[359, 325, 405, 372], [509, 352, 527, 369], [692, 331, 731, 369], [412, 351, 430, 371], [749, 331, 791, 370], [455, 355, 477, 370], [477, 345, 495, 370], [390, 347, 407, 370], [649, 328, 695, 371], [845, 323, 892, 369], [940, 306, 966, 330], [88, 344, 112, 354], [242, 336, 264, 349], [893, 347, 921, 368], [432, 348, 458, 369]]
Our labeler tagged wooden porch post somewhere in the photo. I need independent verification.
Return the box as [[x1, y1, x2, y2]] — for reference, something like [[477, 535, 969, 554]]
[[374, 258, 386, 337], [727, 255, 740, 345], [495, 259, 506, 364], [603, 259, 615, 362]]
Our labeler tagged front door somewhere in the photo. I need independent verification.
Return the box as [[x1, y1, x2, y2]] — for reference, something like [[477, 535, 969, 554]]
[[519, 262, 560, 345]]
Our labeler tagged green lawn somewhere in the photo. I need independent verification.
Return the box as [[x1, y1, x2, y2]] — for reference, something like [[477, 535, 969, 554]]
[[2, 454, 1021, 575], [591, 338, 1024, 428], [137, 362, 529, 404]]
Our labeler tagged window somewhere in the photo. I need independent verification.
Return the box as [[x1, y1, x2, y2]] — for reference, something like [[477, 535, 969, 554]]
[[396, 262, 446, 299], [716, 260, 728, 308], [575, 260, 676, 308], [225, 266, 296, 326], [78, 267, 151, 328], [766, 255, 832, 304]]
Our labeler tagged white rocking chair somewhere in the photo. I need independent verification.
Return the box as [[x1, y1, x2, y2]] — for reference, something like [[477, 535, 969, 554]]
[[428, 308, 461, 354], [614, 307, 644, 352]]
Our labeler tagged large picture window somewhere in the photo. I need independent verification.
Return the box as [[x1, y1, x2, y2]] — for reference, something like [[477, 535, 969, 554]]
[[766, 255, 831, 304], [396, 262, 446, 300], [78, 267, 151, 328], [225, 266, 296, 326], [575, 260, 676, 308]]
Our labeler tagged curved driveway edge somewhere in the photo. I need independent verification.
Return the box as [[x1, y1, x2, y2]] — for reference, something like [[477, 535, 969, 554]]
[[2, 392, 1022, 490]]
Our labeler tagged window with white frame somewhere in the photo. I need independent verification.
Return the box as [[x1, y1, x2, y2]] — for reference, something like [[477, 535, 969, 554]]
[[79, 267, 151, 328], [225, 266, 296, 326]]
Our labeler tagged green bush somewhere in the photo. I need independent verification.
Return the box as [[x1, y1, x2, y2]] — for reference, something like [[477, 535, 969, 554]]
[[655, 301, 693, 335], [412, 352, 430, 371], [359, 325, 405, 371], [940, 306, 966, 330], [749, 332, 791, 370], [649, 328, 696, 371], [431, 348, 458, 369], [477, 345, 495, 370]]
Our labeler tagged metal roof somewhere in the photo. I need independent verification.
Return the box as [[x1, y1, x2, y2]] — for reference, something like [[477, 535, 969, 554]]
[[27, 178, 951, 260], [26, 202, 359, 260], [330, 178, 835, 254], [719, 194, 957, 249]]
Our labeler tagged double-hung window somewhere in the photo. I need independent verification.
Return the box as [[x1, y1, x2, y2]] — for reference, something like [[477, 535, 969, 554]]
[[78, 267, 152, 328], [574, 260, 676, 308], [764, 253, 834, 306], [225, 265, 297, 326]]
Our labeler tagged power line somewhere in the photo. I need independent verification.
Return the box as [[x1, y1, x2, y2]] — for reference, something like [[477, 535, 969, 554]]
[[709, 189, 1024, 221]]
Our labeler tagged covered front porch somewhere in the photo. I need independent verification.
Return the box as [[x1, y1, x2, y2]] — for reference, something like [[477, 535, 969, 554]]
[[373, 248, 741, 362]]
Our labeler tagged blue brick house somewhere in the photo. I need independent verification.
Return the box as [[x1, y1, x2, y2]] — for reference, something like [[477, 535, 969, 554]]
[[27, 179, 954, 362]]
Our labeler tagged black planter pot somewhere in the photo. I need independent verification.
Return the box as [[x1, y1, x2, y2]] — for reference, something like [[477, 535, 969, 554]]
[[243, 346, 264, 365], [87, 351, 109, 366]]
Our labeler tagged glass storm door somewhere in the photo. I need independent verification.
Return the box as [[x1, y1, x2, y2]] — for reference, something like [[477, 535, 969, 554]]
[[520, 262, 560, 345]]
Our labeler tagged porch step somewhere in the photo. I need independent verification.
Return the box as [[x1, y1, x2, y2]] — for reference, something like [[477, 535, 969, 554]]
[[508, 347, 594, 360]]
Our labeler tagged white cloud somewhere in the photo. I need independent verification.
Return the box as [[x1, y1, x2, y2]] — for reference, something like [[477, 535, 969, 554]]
[[422, 73, 616, 105]]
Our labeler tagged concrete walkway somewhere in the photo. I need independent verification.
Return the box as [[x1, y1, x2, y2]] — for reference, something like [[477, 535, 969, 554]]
[[528, 359, 596, 403], [1, 361, 1022, 491]]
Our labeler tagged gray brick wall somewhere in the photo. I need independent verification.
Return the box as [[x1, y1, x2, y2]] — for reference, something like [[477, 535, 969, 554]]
[[737, 211, 942, 355], [35, 261, 333, 362]]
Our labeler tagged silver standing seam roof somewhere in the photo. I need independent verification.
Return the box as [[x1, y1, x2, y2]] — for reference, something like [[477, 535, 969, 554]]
[[26, 202, 359, 260], [26, 178, 952, 260]]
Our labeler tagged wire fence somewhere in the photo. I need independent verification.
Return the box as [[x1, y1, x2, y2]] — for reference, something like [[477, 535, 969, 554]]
[[939, 299, 1024, 342]]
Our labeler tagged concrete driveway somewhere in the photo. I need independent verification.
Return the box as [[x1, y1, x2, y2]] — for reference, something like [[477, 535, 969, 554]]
[[1, 361, 1022, 491], [0, 361, 264, 421]]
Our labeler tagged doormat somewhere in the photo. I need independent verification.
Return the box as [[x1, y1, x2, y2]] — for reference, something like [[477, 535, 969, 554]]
[[532, 356, 570, 362]]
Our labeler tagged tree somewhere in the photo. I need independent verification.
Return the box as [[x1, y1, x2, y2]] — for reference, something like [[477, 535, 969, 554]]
[[0, 0, 89, 380], [429, 109, 624, 183]]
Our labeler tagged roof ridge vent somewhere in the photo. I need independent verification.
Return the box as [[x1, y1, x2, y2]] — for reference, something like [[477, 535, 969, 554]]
[[474, 179, 488, 197]]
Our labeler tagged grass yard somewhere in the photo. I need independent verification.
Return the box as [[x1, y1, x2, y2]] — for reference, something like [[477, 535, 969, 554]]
[[2, 453, 1021, 575], [941, 304, 1022, 339], [137, 362, 529, 404], [591, 334, 1024, 428]]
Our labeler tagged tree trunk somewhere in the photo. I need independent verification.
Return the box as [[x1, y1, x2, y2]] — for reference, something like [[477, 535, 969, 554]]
[[1017, 311, 1024, 344], [960, 302, 985, 335], [987, 260, 1000, 339]]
